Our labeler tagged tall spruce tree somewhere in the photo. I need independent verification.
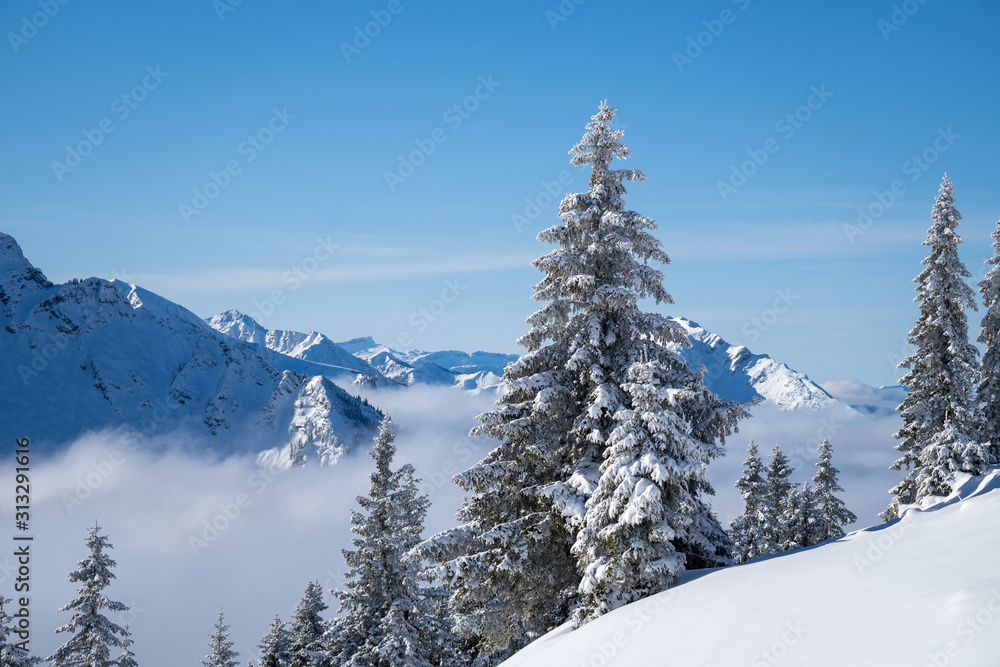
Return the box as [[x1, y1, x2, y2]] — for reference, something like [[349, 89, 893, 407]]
[[421, 101, 746, 653], [889, 174, 990, 518], [47, 523, 130, 667], [811, 438, 856, 541], [333, 416, 454, 667], [202, 609, 240, 667], [729, 441, 780, 562], [0, 596, 41, 666], [978, 217, 1000, 464]]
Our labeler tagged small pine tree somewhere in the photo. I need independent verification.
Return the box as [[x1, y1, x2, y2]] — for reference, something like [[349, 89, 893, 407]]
[[287, 582, 330, 667], [729, 441, 780, 562], [811, 438, 856, 541], [764, 445, 794, 551], [0, 596, 41, 666], [978, 216, 1000, 464], [256, 615, 291, 667], [781, 484, 820, 551], [202, 609, 240, 667], [47, 523, 130, 667], [572, 362, 742, 623], [889, 175, 989, 517], [116, 624, 139, 667], [334, 416, 457, 666]]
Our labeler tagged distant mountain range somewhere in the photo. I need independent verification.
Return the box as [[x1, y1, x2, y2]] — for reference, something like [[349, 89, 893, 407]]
[[0, 232, 862, 463]]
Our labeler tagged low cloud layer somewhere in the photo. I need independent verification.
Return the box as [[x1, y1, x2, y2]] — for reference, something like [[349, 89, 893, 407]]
[[1, 386, 902, 666]]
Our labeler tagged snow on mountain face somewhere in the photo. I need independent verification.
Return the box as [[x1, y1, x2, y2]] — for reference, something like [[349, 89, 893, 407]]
[[359, 347, 456, 386], [670, 317, 840, 411], [503, 467, 1000, 667], [0, 235, 379, 454], [256, 373, 383, 469], [207, 310, 378, 377]]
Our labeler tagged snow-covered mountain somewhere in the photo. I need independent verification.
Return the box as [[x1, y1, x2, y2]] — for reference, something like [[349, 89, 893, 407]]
[[670, 317, 840, 411], [0, 234, 381, 455], [503, 467, 1000, 666], [207, 309, 381, 380]]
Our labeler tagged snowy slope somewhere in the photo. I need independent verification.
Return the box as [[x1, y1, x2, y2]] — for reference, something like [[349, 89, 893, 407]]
[[671, 317, 840, 411], [504, 467, 1000, 667], [0, 234, 380, 452]]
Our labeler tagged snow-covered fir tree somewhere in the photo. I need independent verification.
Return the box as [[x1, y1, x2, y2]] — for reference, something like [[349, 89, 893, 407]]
[[889, 174, 990, 518], [287, 582, 330, 667], [0, 596, 41, 666], [978, 216, 1000, 463], [332, 416, 457, 666], [764, 445, 794, 550], [420, 101, 746, 654], [573, 362, 743, 624], [47, 523, 130, 667], [116, 625, 139, 667], [781, 483, 820, 551], [256, 615, 291, 667], [202, 609, 240, 667], [729, 441, 780, 562], [811, 438, 856, 541]]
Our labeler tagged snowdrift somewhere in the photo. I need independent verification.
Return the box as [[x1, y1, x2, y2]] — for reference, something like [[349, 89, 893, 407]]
[[503, 468, 1000, 666]]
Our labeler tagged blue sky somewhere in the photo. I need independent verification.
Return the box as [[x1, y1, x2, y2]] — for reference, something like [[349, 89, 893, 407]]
[[2, 0, 999, 387]]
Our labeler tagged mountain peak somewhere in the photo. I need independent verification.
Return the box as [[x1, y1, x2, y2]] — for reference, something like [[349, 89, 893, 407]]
[[0, 233, 35, 276]]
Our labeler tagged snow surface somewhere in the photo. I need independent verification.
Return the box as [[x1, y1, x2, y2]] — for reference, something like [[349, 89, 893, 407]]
[[503, 468, 1000, 667]]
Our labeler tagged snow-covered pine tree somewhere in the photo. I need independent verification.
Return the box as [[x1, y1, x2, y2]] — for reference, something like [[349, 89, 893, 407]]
[[729, 441, 780, 562], [811, 438, 856, 541], [202, 609, 240, 667], [47, 523, 130, 667], [572, 362, 744, 623], [256, 615, 291, 667], [978, 217, 1000, 464], [0, 596, 41, 666], [419, 101, 746, 655], [889, 174, 990, 518], [116, 625, 139, 667], [333, 416, 455, 666], [781, 483, 820, 551], [287, 582, 330, 667], [764, 444, 794, 551]]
